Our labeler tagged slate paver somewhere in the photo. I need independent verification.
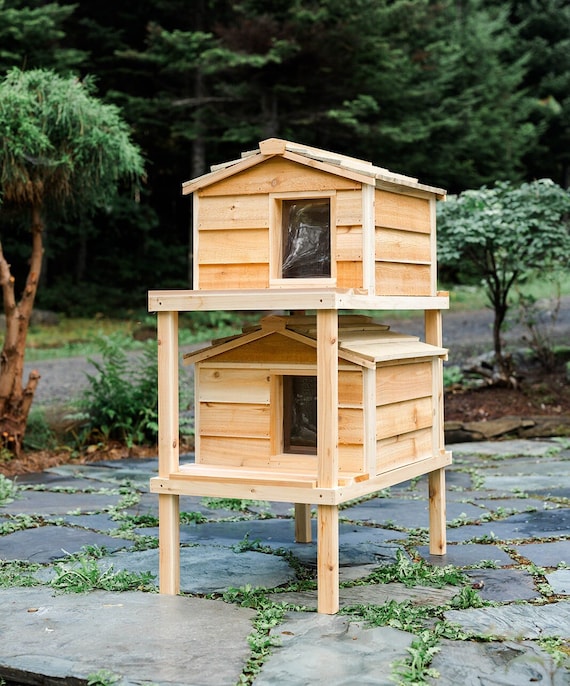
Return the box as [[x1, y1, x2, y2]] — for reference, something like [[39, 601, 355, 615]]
[[100, 545, 296, 594], [255, 613, 414, 686], [417, 543, 514, 567], [429, 639, 568, 686], [513, 540, 570, 567], [1, 490, 121, 515], [0, 525, 134, 562], [341, 497, 484, 528], [464, 568, 540, 602], [0, 588, 254, 686], [547, 569, 570, 595], [1, 437, 570, 686], [444, 601, 570, 639]]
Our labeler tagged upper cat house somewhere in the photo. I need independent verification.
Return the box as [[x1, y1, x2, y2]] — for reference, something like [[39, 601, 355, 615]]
[[182, 138, 446, 298]]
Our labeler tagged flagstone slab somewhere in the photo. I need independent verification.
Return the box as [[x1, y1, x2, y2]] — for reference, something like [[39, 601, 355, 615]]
[[0, 588, 254, 686], [341, 498, 483, 528], [450, 440, 561, 458], [255, 613, 414, 686], [513, 540, 570, 567], [417, 543, 514, 567], [428, 638, 568, 685], [1, 490, 121, 515], [0, 525, 134, 562], [443, 601, 570, 639], [464, 568, 540, 601], [274, 582, 458, 610], [446, 508, 570, 542], [481, 458, 570, 476], [101, 545, 296, 594], [547, 569, 570, 595], [482, 474, 570, 494]]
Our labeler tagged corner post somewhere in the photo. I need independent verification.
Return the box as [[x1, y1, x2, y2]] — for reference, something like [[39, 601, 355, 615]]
[[317, 309, 339, 613], [425, 309, 446, 555], [157, 310, 180, 593]]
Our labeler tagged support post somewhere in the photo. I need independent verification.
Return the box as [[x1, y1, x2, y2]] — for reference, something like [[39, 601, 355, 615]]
[[316, 309, 339, 613], [157, 311, 180, 593], [425, 309, 446, 555], [294, 503, 312, 543]]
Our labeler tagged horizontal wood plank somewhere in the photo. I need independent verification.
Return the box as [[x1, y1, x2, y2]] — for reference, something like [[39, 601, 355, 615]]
[[336, 190, 363, 226], [198, 228, 269, 265], [375, 190, 431, 233], [208, 333, 317, 365], [336, 226, 362, 261], [376, 427, 433, 474], [338, 369, 363, 406], [375, 228, 431, 264], [337, 261, 363, 289], [338, 407, 364, 444], [199, 368, 271, 403], [376, 360, 432, 405], [198, 194, 269, 229], [375, 262, 432, 296], [198, 263, 269, 289], [200, 157, 361, 196], [376, 396, 433, 440], [199, 402, 270, 438]]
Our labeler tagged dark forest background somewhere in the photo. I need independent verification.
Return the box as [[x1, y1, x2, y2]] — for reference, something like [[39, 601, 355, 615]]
[[1, 0, 568, 315]]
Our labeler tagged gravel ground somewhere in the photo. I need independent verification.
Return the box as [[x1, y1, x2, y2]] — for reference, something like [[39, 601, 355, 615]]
[[24, 297, 570, 407]]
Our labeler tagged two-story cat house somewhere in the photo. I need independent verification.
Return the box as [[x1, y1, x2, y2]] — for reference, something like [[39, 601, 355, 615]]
[[149, 139, 451, 614]]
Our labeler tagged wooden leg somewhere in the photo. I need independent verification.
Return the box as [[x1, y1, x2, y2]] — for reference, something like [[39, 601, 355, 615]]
[[428, 468, 446, 555], [159, 493, 180, 594], [294, 503, 312, 543], [317, 504, 339, 614], [156, 311, 180, 594]]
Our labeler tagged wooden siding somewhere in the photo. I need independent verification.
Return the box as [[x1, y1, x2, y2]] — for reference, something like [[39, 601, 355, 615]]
[[376, 360, 432, 405], [375, 262, 432, 296], [375, 190, 431, 233], [375, 228, 431, 264], [206, 333, 318, 365], [198, 194, 269, 229], [198, 228, 269, 265], [200, 157, 361, 197], [198, 263, 269, 289], [198, 368, 271, 404], [375, 427, 433, 474], [376, 397, 433, 440]]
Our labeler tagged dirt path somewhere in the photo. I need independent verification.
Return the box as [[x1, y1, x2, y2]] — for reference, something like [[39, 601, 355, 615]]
[[25, 297, 570, 406]]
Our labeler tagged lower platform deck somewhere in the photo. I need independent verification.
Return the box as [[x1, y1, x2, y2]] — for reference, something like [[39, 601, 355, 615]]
[[150, 450, 452, 505]]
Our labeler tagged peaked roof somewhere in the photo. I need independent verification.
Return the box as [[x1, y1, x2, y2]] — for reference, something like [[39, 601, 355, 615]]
[[183, 314, 447, 369], [182, 138, 446, 198]]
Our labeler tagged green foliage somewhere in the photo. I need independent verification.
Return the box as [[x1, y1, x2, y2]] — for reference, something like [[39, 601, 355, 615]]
[[362, 551, 467, 588], [0, 474, 17, 505], [443, 365, 465, 389], [438, 179, 570, 368], [81, 334, 159, 447], [0, 67, 144, 212], [50, 553, 156, 593], [0, 559, 41, 588], [87, 670, 122, 686]]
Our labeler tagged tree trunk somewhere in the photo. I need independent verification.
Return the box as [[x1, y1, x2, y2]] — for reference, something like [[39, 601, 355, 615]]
[[0, 204, 44, 456]]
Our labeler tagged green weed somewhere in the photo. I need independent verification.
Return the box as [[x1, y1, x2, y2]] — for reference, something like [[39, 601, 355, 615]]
[[360, 551, 466, 589], [0, 474, 18, 505], [0, 560, 41, 587], [50, 554, 156, 593]]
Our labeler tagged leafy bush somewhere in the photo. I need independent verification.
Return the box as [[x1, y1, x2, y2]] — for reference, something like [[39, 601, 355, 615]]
[[81, 334, 159, 447]]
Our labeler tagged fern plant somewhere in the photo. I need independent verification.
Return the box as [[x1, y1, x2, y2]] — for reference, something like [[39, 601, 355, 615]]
[[81, 334, 158, 447]]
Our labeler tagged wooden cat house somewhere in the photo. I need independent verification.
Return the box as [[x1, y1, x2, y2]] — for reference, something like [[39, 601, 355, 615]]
[[149, 139, 452, 614]]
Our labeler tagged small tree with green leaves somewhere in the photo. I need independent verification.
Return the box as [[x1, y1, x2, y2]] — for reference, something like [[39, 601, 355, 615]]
[[0, 68, 144, 456], [437, 179, 570, 378]]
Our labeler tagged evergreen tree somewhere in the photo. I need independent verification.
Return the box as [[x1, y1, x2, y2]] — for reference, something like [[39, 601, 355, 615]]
[[0, 68, 144, 454]]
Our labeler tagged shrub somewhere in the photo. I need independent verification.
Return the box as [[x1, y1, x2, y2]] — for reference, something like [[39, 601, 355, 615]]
[[81, 334, 158, 447]]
